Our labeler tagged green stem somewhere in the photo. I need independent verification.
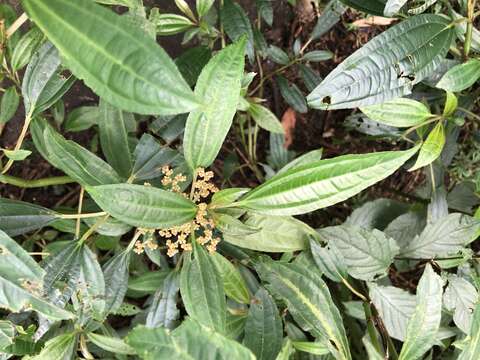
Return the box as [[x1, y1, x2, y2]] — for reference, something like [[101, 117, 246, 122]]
[[465, 0, 476, 58], [248, 60, 299, 96], [363, 302, 384, 356], [0, 174, 74, 188]]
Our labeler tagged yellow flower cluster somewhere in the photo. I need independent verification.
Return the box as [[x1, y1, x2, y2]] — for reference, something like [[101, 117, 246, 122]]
[[133, 167, 220, 257]]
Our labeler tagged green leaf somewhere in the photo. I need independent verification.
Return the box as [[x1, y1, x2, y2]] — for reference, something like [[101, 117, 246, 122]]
[[370, 284, 416, 341], [183, 38, 246, 170], [339, 0, 387, 16], [0, 198, 58, 237], [0, 230, 74, 321], [99, 99, 133, 178], [277, 76, 308, 113], [256, 259, 351, 360], [86, 333, 135, 355], [86, 184, 197, 228], [299, 64, 322, 92], [384, 0, 408, 16], [30, 333, 76, 360], [345, 198, 408, 230], [360, 98, 433, 127], [196, 0, 215, 17], [237, 146, 418, 216], [409, 121, 445, 171], [223, 214, 315, 252], [443, 275, 478, 334], [248, 103, 284, 134], [146, 271, 180, 329], [0, 321, 15, 350], [221, 0, 255, 62], [437, 59, 480, 92], [175, 46, 212, 87], [128, 270, 169, 294], [180, 242, 226, 333], [310, 239, 348, 282], [399, 264, 443, 360], [458, 304, 480, 360], [127, 318, 256, 359], [0, 86, 20, 124], [268, 45, 290, 65], [310, 0, 346, 40], [400, 213, 480, 258], [443, 91, 458, 117], [43, 125, 122, 186], [21, 42, 75, 115], [103, 249, 131, 316], [11, 27, 44, 72], [151, 13, 194, 35], [64, 105, 101, 132], [22, 0, 198, 115], [132, 134, 181, 181], [302, 50, 333, 62], [257, 0, 273, 26], [277, 148, 323, 175], [316, 225, 399, 281], [211, 252, 251, 304], [291, 341, 330, 356], [385, 211, 426, 249], [244, 287, 283, 360], [308, 14, 454, 110], [1, 149, 32, 161], [78, 245, 106, 319]]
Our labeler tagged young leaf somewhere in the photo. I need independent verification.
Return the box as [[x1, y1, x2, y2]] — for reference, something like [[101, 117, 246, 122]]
[[400, 213, 480, 258], [248, 103, 284, 134], [180, 243, 226, 333], [236, 146, 419, 216], [86, 333, 135, 355], [443, 91, 458, 117], [22, 0, 198, 115], [151, 13, 194, 35], [399, 264, 443, 360], [244, 288, 283, 360], [308, 14, 454, 109], [86, 184, 197, 228], [256, 259, 351, 360], [196, 0, 215, 18], [436, 59, 480, 92], [0, 87, 20, 124], [146, 271, 180, 329], [211, 252, 251, 304], [183, 38, 246, 170], [99, 99, 133, 179], [316, 225, 399, 281], [360, 98, 433, 127], [11, 27, 44, 72], [43, 125, 122, 186], [409, 122, 445, 171], [2, 149, 31, 161]]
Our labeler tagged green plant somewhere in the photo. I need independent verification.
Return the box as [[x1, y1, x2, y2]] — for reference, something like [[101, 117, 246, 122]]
[[1, 0, 480, 359]]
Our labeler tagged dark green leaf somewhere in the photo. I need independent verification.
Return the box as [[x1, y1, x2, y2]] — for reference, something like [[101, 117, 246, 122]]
[[146, 271, 180, 329], [221, 0, 255, 62], [64, 106, 100, 132], [103, 249, 131, 316], [276, 76, 307, 113], [0, 87, 20, 124], [175, 46, 212, 87]]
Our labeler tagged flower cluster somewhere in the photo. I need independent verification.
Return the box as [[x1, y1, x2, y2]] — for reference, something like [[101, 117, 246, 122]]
[[134, 167, 220, 257]]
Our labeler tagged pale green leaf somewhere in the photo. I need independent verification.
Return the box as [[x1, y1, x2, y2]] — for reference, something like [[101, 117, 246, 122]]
[[30, 333, 76, 360], [86, 333, 135, 355], [0, 87, 20, 124], [458, 304, 480, 360], [11, 27, 44, 72], [409, 122, 445, 171], [211, 252, 250, 304], [360, 98, 432, 127], [437, 59, 480, 92], [248, 103, 284, 134], [1, 149, 32, 161], [443, 275, 478, 334]]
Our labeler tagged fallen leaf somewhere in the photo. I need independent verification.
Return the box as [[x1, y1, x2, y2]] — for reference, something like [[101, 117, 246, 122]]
[[281, 108, 296, 148], [352, 16, 397, 28]]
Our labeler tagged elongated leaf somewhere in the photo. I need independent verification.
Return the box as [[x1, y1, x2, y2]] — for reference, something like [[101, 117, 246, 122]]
[[444, 275, 478, 334], [127, 318, 256, 359], [308, 14, 454, 110], [11, 27, 44, 72], [437, 59, 480, 92], [401, 213, 480, 258], [196, 0, 215, 17], [0, 198, 58, 236], [384, 0, 408, 16], [248, 103, 284, 134], [317, 225, 399, 281], [211, 252, 250, 304], [22, 42, 75, 115], [256, 259, 351, 360], [0, 87, 20, 124], [183, 38, 246, 170], [43, 125, 122, 186], [180, 243, 226, 333], [151, 13, 194, 35], [244, 287, 283, 360], [223, 214, 315, 252], [128, 271, 169, 294], [277, 148, 323, 175], [78, 245, 105, 319], [146, 271, 180, 329], [23, 0, 198, 115], [311, 0, 346, 40], [64, 106, 101, 132], [370, 284, 416, 341], [31, 333, 76, 360], [86, 333, 135, 355], [257, 0, 273, 26], [103, 249, 131, 316], [339, 0, 387, 16], [410, 122, 445, 171], [87, 184, 197, 228], [236, 146, 418, 216], [99, 99, 133, 178], [221, 0, 255, 62], [399, 264, 443, 360], [310, 239, 348, 282], [277, 76, 308, 113], [458, 304, 480, 360], [361, 98, 433, 127], [175, 46, 212, 87]]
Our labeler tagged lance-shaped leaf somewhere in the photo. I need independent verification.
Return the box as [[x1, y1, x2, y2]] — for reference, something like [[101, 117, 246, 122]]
[[211, 252, 251, 304], [0, 230, 73, 321], [409, 121, 445, 171], [317, 225, 399, 281], [458, 304, 480, 360], [86, 333, 135, 355], [146, 271, 180, 329], [183, 38, 246, 170], [33, 333, 77, 359], [22, 0, 198, 115], [236, 146, 418, 216], [243, 287, 283, 360], [180, 242, 226, 333], [43, 125, 122, 186], [436, 59, 480, 92], [78, 245, 106, 320], [256, 259, 351, 360], [103, 249, 131, 316], [248, 103, 284, 134], [360, 98, 433, 127], [307, 14, 454, 110], [339, 0, 387, 16], [400, 213, 480, 258], [399, 264, 443, 360], [0, 198, 58, 236], [86, 184, 197, 228]]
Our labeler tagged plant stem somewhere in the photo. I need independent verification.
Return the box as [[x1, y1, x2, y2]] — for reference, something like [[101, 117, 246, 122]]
[[0, 174, 74, 188], [58, 212, 107, 220], [2, 108, 34, 174], [79, 215, 110, 244], [6, 13, 28, 39], [75, 187, 85, 240]]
